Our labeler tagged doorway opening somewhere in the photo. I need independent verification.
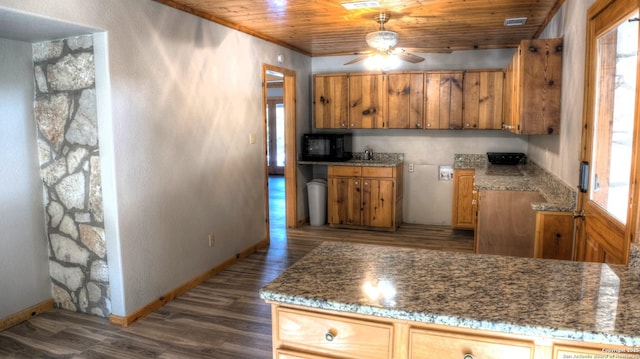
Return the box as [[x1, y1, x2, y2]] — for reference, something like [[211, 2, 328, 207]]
[[263, 64, 297, 244]]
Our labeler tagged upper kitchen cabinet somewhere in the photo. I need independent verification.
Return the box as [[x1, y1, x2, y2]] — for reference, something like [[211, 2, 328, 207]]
[[385, 73, 424, 129], [463, 70, 504, 130], [424, 72, 464, 129], [349, 73, 385, 128], [503, 38, 563, 135], [313, 74, 349, 128]]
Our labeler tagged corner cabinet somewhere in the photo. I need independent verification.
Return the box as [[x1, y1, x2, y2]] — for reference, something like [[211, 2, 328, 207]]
[[503, 38, 563, 134], [328, 164, 403, 231]]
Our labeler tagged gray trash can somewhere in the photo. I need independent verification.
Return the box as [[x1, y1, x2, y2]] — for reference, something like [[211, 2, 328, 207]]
[[306, 179, 327, 226]]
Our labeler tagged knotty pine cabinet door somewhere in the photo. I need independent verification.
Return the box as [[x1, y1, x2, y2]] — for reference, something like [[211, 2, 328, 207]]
[[424, 72, 464, 129], [452, 169, 476, 229], [463, 70, 504, 129], [328, 176, 362, 226], [534, 211, 574, 260], [362, 178, 394, 228], [386, 73, 424, 129], [313, 74, 349, 128], [503, 38, 563, 134], [349, 74, 385, 128]]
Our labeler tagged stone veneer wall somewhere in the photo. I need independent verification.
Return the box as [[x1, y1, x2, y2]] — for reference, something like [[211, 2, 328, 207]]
[[32, 35, 110, 317]]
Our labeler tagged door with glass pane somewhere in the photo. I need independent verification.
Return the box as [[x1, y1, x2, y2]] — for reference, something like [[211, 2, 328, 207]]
[[267, 98, 285, 175], [578, 0, 639, 264]]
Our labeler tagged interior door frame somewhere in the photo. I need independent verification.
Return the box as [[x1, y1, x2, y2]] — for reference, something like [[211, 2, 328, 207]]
[[262, 64, 297, 236], [577, 0, 640, 264]]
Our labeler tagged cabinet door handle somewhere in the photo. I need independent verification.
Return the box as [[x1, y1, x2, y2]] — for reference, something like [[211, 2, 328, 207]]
[[463, 354, 474, 359], [325, 328, 338, 342]]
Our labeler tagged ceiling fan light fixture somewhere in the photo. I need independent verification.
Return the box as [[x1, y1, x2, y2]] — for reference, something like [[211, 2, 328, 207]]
[[364, 53, 401, 71], [366, 30, 398, 51]]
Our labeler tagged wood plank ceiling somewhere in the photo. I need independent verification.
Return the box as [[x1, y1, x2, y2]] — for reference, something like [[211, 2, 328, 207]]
[[154, 0, 565, 57]]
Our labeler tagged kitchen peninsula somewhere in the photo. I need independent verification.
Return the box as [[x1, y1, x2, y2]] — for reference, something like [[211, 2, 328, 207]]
[[260, 241, 640, 358]]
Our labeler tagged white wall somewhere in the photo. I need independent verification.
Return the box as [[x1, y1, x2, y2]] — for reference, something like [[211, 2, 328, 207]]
[[0, 37, 51, 318], [0, 0, 311, 316], [311, 49, 528, 225], [529, 0, 596, 187]]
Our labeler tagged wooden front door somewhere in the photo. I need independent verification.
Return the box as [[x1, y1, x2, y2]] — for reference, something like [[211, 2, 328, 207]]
[[577, 0, 640, 264]]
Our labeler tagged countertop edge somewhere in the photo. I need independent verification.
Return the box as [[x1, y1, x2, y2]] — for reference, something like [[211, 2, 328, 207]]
[[259, 290, 637, 347]]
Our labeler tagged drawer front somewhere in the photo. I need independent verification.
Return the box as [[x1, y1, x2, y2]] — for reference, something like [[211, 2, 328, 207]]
[[277, 308, 392, 359], [328, 166, 362, 177], [409, 328, 534, 359], [362, 166, 394, 178]]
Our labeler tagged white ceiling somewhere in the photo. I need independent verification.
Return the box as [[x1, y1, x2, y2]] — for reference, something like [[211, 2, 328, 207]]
[[0, 7, 97, 43]]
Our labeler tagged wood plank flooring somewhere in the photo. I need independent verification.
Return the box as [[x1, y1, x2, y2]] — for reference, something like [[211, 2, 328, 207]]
[[0, 176, 472, 358]]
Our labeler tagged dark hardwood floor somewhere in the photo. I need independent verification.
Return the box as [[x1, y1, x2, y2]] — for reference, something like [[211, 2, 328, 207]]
[[0, 176, 472, 358]]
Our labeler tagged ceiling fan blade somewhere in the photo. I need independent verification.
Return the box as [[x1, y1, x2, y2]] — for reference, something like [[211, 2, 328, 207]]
[[344, 54, 370, 65], [396, 51, 425, 63]]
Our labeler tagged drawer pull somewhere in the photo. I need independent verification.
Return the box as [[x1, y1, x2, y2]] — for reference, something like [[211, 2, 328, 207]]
[[325, 328, 338, 342], [463, 354, 474, 359]]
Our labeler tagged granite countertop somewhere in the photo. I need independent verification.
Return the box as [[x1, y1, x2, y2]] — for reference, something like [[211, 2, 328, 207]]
[[260, 241, 640, 347], [298, 152, 404, 167], [453, 154, 577, 212]]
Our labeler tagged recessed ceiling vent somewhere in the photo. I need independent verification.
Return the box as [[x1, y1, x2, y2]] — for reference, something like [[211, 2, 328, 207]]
[[504, 17, 528, 26], [341, 1, 381, 10]]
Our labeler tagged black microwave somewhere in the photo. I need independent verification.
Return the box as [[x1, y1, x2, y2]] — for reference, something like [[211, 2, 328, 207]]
[[301, 133, 352, 162]]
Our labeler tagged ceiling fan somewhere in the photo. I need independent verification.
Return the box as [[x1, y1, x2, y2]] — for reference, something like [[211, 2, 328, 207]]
[[344, 13, 425, 67]]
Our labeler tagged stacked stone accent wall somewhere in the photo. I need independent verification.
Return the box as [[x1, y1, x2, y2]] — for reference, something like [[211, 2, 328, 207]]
[[32, 35, 110, 317]]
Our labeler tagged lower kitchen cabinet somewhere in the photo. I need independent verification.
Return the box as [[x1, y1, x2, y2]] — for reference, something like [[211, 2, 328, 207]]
[[475, 190, 544, 257], [269, 304, 628, 359], [534, 211, 575, 260], [328, 165, 403, 231], [452, 169, 476, 229]]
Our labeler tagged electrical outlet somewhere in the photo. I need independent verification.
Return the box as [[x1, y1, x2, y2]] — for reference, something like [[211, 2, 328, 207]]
[[208, 233, 215, 247], [249, 133, 256, 144], [408, 163, 414, 173]]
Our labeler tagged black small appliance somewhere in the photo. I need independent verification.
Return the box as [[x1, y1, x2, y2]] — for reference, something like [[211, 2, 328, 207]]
[[301, 133, 352, 162]]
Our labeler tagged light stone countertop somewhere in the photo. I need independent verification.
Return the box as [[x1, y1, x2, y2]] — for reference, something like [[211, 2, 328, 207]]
[[298, 152, 403, 167], [260, 241, 640, 347], [453, 153, 577, 212]]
